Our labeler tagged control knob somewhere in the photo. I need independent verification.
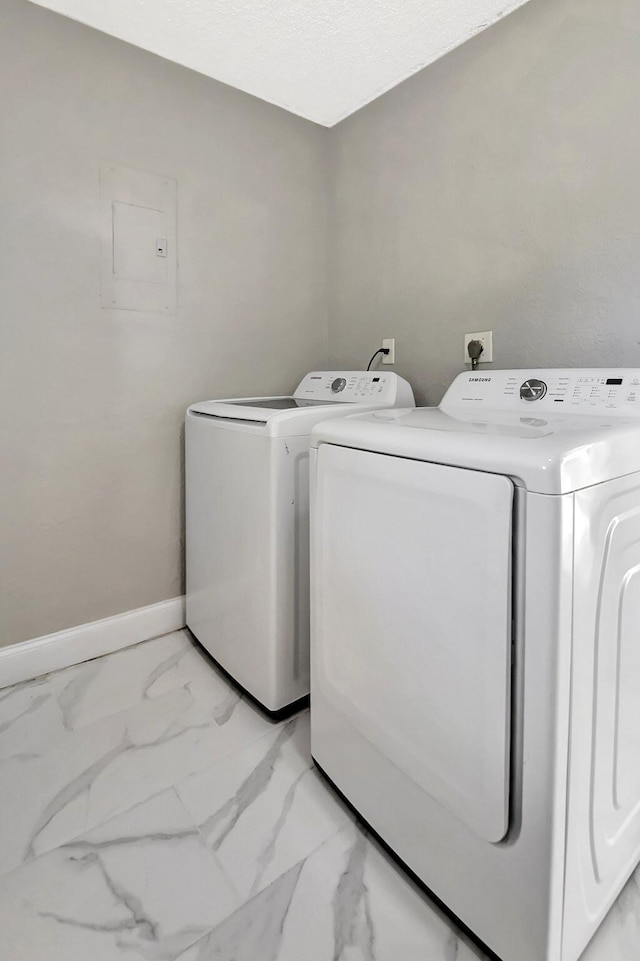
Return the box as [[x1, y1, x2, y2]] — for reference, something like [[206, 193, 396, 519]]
[[520, 378, 547, 402], [331, 377, 347, 393]]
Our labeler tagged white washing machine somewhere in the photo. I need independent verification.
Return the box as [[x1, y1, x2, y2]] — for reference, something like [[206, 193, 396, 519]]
[[185, 370, 414, 714], [310, 368, 640, 961]]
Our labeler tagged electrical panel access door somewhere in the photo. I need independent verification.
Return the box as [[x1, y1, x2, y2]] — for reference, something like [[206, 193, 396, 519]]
[[101, 165, 177, 313], [313, 445, 514, 843]]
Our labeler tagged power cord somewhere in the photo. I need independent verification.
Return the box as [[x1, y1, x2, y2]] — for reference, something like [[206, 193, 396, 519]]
[[467, 339, 484, 371], [367, 347, 390, 371]]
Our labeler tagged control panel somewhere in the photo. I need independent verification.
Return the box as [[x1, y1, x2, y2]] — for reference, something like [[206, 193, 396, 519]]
[[441, 370, 640, 416], [295, 371, 403, 404]]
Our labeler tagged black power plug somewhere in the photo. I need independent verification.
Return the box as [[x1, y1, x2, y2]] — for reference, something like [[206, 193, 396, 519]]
[[467, 339, 484, 371]]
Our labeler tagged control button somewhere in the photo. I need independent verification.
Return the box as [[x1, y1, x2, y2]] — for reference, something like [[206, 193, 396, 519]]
[[520, 379, 547, 402], [331, 377, 347, 393]]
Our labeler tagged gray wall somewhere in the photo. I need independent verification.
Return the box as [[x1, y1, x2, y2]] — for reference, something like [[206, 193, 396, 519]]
[[328, 0, 640, 404], [4, 0, 640, 648], [0, 0, 328, 647]]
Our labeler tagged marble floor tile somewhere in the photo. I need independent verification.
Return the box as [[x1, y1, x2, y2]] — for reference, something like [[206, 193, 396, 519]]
[[46, 630, 238, 730], [46, 632, 191, 730], [0, 676, 66, 761], [0, 683, 269, 878], [173, 641, 254, 725], [5, 629, 640, 961], [174, 822, 487, 961], [176, 712, 351, 902], [0, 789, 240, 961]]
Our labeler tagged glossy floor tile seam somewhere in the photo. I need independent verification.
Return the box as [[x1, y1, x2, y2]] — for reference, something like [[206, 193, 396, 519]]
[[0, 782, 194, 880], [0, 714, 284, 881], [173, 709, 354, 904], [174, 815, 357, 955], [0, 633, 283, 879], [0, 787, 244, 961], [174, 719, 315, 899], [0, 771, 236, 898], [0, 773, 356, 961], [2, 629, 640, 960]]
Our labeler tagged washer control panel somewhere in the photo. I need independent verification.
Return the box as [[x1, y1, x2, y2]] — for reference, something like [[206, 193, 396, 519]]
[[295, 371, 409, 404], [442, 369, 640, 416], [520, 378, 548, 402]]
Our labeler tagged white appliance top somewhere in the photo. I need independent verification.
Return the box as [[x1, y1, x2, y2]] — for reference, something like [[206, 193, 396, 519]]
[[187, 371, 415, 437], [310, 369, 640, 494]]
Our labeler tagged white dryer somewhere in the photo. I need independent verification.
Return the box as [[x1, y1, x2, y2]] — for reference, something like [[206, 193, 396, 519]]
[[185, 370, 414, 715], [310, 368, 640, 961]]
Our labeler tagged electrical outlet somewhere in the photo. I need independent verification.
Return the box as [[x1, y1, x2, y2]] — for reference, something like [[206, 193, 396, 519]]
[[382, 338, 395, 364], [464, 330, 493, 365]]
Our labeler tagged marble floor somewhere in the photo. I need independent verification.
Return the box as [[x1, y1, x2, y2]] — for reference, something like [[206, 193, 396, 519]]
[[0, 630, 638, 961]]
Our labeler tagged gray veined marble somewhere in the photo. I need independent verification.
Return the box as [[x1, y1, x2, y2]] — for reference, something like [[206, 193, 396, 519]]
[[175, 860, 305, 961], [176, 712, 352, 902], [0, 790, 240, 961], [0, 657, 269, 878], [332, 833, 375, 959], [0, 676, 65, 761], [3, 628, 640, 960], [46, 630, 245, 731], [174, 823, 487, 961]]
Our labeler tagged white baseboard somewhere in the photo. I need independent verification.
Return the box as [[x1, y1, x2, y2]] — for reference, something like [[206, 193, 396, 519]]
[[0, 596, 186, 689]]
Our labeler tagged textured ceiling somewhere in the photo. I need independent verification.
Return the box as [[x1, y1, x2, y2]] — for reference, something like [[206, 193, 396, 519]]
[[27, 0, 531, 126]]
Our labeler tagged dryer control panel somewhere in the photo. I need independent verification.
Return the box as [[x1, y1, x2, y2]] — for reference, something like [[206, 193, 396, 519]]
[[295, 371, 414, 406], [441, 369, 640, 416]]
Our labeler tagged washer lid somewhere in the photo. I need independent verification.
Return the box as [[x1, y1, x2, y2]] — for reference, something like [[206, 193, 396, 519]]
[[186, 370, 415, 437], [190, 396, 341, 422], [187, 396, 350, 436], [311, 368, 640, 494]]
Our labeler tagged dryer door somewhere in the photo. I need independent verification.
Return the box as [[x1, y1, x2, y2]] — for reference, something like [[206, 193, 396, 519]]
[[313, 444, 514, 843]]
